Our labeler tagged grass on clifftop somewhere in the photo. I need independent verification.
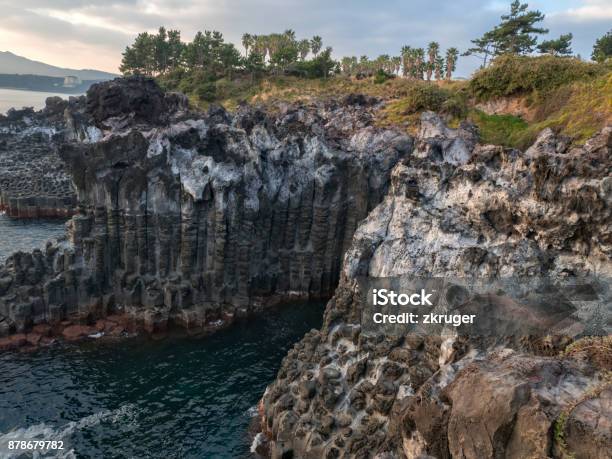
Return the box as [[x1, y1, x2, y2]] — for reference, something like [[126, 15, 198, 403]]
[[159, 55, 611, 149], [468, 54, 609, 100], [468, 111, 529, 147]]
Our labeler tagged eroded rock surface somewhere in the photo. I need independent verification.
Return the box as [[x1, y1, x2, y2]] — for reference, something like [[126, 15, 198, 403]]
[[261, 116, 611, 458], [0, 77, 411, 337], [0, 99, 77, 217]]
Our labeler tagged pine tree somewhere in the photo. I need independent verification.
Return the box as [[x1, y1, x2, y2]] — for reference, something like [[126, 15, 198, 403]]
[[537, 33, 573, 56], [464, 1, 549, 65], [591, 30, 612, 63]]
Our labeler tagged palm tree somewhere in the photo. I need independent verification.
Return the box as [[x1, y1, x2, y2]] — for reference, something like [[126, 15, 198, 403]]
[[298, 39, 310, 60], [445, 47, 459, 81], [284, 29, 296, 42], [375, 54, 390, 73], [426, 42, 439, 81], [401, 45, 412, 77], [260, 35, 271, 62], [310, 35, 323, 57], [434, 55, 444, 80], [268, 33, 280, 58], [414, 48, 425, 79], [392, 56, 401, 75], [242, 33, 253, 57]]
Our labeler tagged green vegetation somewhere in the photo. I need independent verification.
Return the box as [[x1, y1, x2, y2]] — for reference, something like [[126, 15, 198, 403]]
[[120, 28, 337, 103], [523, 72, 612, 145], [118, 1, 610, 149], [553, 411, 574, 459], [563, 335, 612, 369], [538, 33, 573, 56], [468, 54, 607, 99], [466, 69, 611, 148], [469, 111, 529, 147], [592, 30, 612, 63], [463, 1, 552, 66]]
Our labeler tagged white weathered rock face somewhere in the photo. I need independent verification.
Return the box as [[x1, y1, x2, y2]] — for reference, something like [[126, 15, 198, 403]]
[[262, 114, 611, 459]]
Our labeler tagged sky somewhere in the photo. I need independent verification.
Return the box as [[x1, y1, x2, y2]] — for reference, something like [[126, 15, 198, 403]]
[[0, 0, 610, 77]]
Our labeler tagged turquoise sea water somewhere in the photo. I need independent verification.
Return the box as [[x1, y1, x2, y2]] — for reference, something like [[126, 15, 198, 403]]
[[0, 303, 324, 458]]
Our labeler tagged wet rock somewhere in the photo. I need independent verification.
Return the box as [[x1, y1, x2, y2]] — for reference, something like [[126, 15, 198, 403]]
[[61, 324, 96, 340]]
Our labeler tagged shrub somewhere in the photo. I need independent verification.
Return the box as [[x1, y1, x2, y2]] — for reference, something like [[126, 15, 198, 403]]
[[441, 91, 469, 119], [196, 82, 217, 102], [469, 55, 606, 100], [374, 69, 394, 84], [398, 83, 449, 113]]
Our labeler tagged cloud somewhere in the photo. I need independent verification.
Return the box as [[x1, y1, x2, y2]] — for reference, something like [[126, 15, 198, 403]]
[[548, 0, 612, 22], [0, 1, 609, 76]]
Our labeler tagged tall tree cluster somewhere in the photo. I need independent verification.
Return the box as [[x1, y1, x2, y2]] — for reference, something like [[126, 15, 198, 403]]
[[120, 27, 241, 77], [120, 27, 336, 79], [339, 42, 459, 80]]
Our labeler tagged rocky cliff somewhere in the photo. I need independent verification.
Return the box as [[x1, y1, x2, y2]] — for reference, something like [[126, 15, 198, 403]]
[[0, 99, 76, 218], [260, 115, 611, 458], [0, 77, 609, 458], [0, 78, 411, 338]]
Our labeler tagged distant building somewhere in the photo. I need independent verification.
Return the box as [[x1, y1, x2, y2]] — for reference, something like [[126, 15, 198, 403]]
[[63, 76, 81, 88]]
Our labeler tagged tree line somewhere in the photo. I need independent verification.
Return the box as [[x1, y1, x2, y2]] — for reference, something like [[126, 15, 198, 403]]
[[120, 27, 460, 81], [119, 1, 611, 84], [120, 28, 335, 79], [339, 44, 459, 81]]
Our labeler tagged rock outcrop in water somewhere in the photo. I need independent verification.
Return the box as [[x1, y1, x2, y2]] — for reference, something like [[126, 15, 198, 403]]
[[0, 77, 411, 338], [260, 117, 612, 458], [0, 99, 76, 218]]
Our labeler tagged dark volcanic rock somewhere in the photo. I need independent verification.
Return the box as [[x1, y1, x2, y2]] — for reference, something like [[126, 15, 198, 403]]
[[0, 102, 78, 218], [0, 77, 412, 337], [86, 76, 188, 127]]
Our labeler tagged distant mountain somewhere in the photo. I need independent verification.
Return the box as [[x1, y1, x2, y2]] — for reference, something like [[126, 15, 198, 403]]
[[0, 51, 118, 80]]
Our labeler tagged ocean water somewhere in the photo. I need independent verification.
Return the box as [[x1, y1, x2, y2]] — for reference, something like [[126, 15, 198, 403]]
[[0, 302, 325, 458], [0, 88, 71, 114], [0, 213, 67, 262]]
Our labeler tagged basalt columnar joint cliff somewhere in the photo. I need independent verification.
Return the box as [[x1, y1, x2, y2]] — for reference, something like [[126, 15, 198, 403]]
[[0, 99, 77, 218], [261, 116, 612, 458], [0, 77, 412, 336]]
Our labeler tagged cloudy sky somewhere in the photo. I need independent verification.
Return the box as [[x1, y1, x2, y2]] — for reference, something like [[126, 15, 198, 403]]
[[0, 0, 610, 77]]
